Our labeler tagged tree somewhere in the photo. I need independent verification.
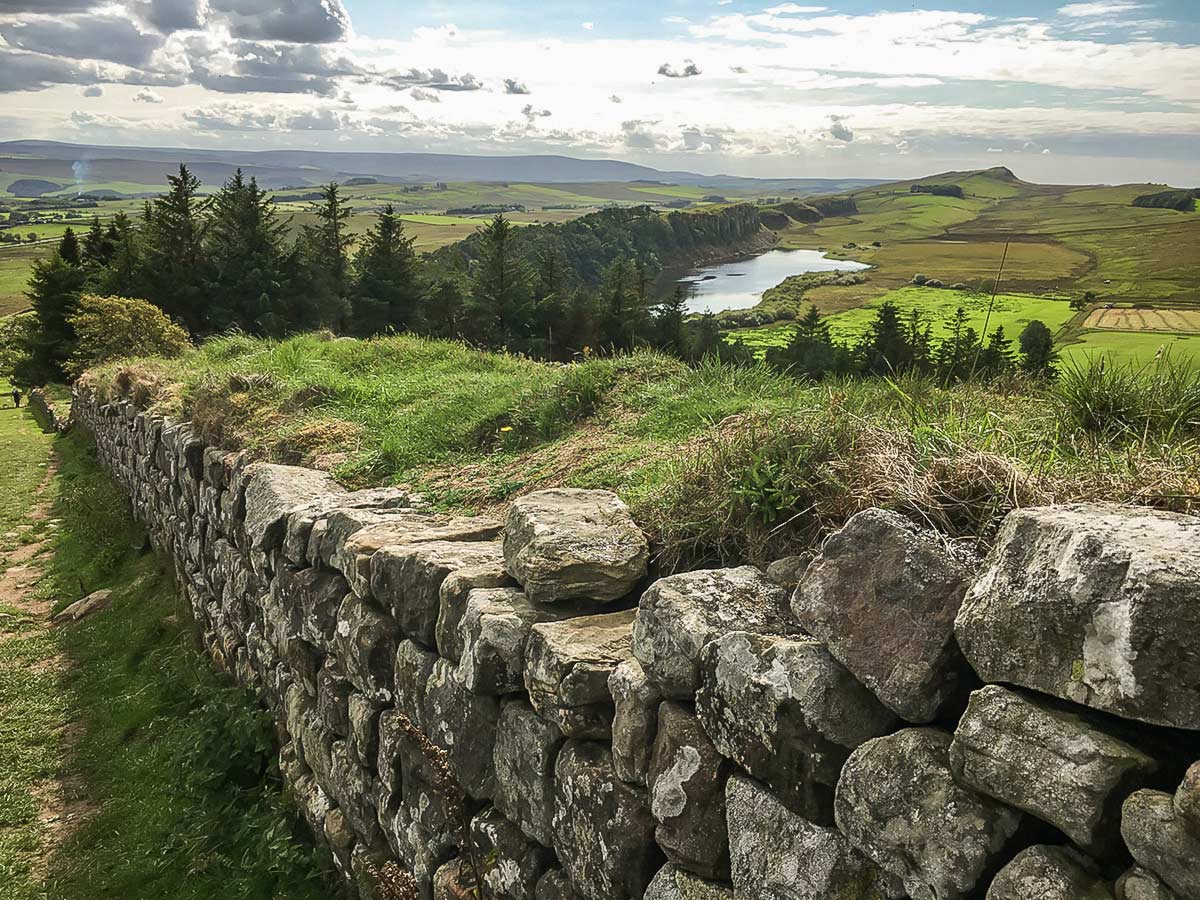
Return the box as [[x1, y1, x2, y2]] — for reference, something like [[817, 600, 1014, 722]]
[[22, 250, 87, 381], [766, 305, 844, 378], [0, 311, 38, 384], [141, 164, 208, 332], [1070, 291, 1098, 312], [465, 214, 534, 347], [976, 325, 1014, 377], [299, 182, 354, 330], [687, 312, 725, 361], [598, 256, 638, 351], [65, 294, 191, 377], [653, 285, 689, 355], [96, 212, 140, 297], [57, 227, 81, 266], [205, 169, 289, 334], [1018, 320, 1058, 376], [82, 215, 115, 267], [351, 204, 419, 335], [860, 301, 911, 374]]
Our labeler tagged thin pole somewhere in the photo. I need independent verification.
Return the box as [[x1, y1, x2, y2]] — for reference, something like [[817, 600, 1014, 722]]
[[970, 239, 1010, 377]]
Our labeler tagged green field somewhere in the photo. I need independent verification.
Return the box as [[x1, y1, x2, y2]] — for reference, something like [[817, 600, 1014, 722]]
[[0, 245, 43, 314], [1060, 329, 1200, 369]]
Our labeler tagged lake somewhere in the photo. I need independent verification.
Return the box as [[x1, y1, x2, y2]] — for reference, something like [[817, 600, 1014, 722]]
[[678, 249, 871, 314]]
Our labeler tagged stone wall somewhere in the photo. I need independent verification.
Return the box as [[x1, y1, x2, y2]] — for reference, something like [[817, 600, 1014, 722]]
[[73, 385, 1200, 900], [28, 387, 70, 433]]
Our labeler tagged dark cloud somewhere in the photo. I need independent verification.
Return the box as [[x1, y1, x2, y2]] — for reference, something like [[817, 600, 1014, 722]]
[[287, 109, 343, 130], [133, 88, 164, 102], [209, 0, 351, 43], [82, 85, 103, 97], [0, 48, 100, 92], [183, 103, 277, 130], [609, 94, 622, 103], [385, 68, 483, 92], [730, 66, 748, 74], [658, 60, 701, 78], [136, 0, 204, 32], [622, 119, 661, 149], [230, 40, 361, 78], [828, 114, 853, 141], [409, 87, 440, 102], [0, 14, 165, 67], [503, 78, 530, 95], [0, 0, 97, 10]]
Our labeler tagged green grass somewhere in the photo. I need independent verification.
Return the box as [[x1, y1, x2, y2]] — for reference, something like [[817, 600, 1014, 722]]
[[0, 397, 339, 900], [1060, 329, 1200, 369], [86, 333, 1200, 567], [0, 246, 43, 316]]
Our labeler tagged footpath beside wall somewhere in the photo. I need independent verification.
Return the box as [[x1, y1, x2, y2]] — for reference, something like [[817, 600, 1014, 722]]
[[74, 384, 1200, 900]]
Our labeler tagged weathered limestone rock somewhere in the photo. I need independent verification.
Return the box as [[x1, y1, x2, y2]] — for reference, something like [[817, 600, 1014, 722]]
[[503, 489, 648, 603], [433, 858, 475, 900], [525, 609, 635, 738], [648, 702, 730, 880], [632, 567, 790, 699], [458, 587, 589, 695], [316, 661, 355, 737], [955, 503, 1200, 730], [271, 566, 350, 645], [493, 699, 564, 847], [764, 553, 813, 589], [336, 513, 502, 598], [423, 659, 501, 800], [835, 728, 1022, 900], [469, 806, 554, 900], [371, 540, 506, 646], [243, 462, 342, 551], [283, 487, 417, 564], [332, 593, 402, 703], [644, 864, 733, 900], [793, 508, 971, 722], [950, 685, 1158, 853], [348, 691, 383, 770], [52, 588, 114, 623], [609, 658, 662, 786], [1121, 789, 1200, 899], [696, 631, 895, 819], [552, 741, 660, 900], [1175, 761, 1200, 832], [725, 774, 900, 900], [535, 869, 582, 900], [435, 561, 518, 663], [985, 845, 1113, 900], [328, 739, 382, 844], [1117, 867, 1181, 900], [393, 639, 438, 730]]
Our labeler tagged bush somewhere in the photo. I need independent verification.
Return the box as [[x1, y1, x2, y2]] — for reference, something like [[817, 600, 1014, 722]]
[[1055, 356, 1200, 440], [0, 310, 38, 382], [66, 294, 191, 378]]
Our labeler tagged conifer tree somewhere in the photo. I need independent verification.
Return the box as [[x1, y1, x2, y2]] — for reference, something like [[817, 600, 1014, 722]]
[[57, 227, 81, 266], [351, 204, 419, 335], [653, 285, 689, 354], [142, 164, 208, 332], [206, 169, 288, 334], [466, 214, 534, 346], [1018, 320, 1057, 376], [22, 250, 86, 380], [82, 215, 115, 267], [300, 182, 354, 329], [860, 301, 910, 374]]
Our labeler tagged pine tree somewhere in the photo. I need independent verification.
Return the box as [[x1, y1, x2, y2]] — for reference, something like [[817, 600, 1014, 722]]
[[976, 325, 1014, 376], [466, 214, 534, 347], [57, 227, 81, 266], [860, 301, 911, 375], [97, 212, 140, 297], [653, 285, 689, 355], [687, 312, 725, 362], [351, 204, 419, 336], [599, 256, 637, 351], [142, 164, 208, 332], [300, 182, 354, 330], [22, 250, 87, 380], [766, 305, 842, 378], [82, 215, 115, 267], [206, 169, 288, 334]]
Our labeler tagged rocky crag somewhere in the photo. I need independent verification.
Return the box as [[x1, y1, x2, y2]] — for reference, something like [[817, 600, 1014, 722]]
[[72, 386, 1200, 900]]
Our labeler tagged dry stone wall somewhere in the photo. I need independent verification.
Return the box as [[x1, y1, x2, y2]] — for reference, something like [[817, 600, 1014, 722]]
[[73, 385, 1200, 900]]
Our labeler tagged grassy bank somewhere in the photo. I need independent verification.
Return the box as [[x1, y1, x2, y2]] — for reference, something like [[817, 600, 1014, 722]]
[[0, 403, 338, 900], [84, 332, 1200, 569]]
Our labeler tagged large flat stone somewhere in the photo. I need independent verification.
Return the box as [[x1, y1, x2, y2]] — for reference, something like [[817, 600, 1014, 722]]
[[835, 728, 1022, 900], [1121, 789, 1200, 899], [632, 567, 791, 700], [950, 685, 1158, 854], [955, 503, 1200, 730], [696, 631, 895, 820], [504, 489, 648, 604], [792, 508, 971, 722], [435, 563, 519, 663], [243, 462, 343, 552], [525, 609, 635, 738]]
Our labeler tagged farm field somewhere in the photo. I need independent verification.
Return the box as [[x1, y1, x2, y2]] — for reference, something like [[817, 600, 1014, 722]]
[[0, 244, 44, 314], [756, 166, 1200, 367], [1060, 330, 1200, 369]]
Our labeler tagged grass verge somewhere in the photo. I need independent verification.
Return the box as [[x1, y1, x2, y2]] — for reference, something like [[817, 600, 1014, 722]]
[[0, 412, 340, 900]]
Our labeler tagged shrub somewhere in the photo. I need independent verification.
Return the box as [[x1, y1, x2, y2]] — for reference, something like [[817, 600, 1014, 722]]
[[66, 293, 191, 378], [0, 310, 38, 383], [1055, 356, 1200, 440]]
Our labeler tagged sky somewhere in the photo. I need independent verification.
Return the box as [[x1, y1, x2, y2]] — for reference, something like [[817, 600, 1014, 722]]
[[0, 0, 1197, 184]]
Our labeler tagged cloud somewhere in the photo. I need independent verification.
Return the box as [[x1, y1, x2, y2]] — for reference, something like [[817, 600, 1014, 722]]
[[0, 0, 96, 9], [133, 88, 164, 102], [987, 146, 1004, 152], [287, 108, 343, 130], [409, 87, 440, 102], [208, 0, 351, 43], [82, 85, 103, 97], [137, 0, 205, 32], [608, 94, 622, 103], [658, 59, 702, 78], [183, 102, 278, 130], [1057, 2, 1147, 17], [503, 78, 530, 94], [730, 66, 748, 74], [621, 119, 662, 149], [581, 22, 594, 30], [386, 68, 483, 92], [827, 114, 853, 142], [0, 14, 164, 67]]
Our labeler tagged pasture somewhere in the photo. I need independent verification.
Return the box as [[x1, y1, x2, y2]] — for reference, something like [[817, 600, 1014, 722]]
[[1083, 307, 1200, 333]]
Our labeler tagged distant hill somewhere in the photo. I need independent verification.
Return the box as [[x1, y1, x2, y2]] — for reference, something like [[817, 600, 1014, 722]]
[[0, 140, 885, 193]]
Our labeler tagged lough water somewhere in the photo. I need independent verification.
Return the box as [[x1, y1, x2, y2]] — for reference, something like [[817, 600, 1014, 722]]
[[679, 249, 870, 314]]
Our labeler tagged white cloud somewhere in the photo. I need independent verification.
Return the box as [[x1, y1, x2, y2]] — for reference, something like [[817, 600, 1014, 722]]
[[1057, 2, 1147, 18], [581, 22, 593, 30], [133, 88, 164, 102]]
